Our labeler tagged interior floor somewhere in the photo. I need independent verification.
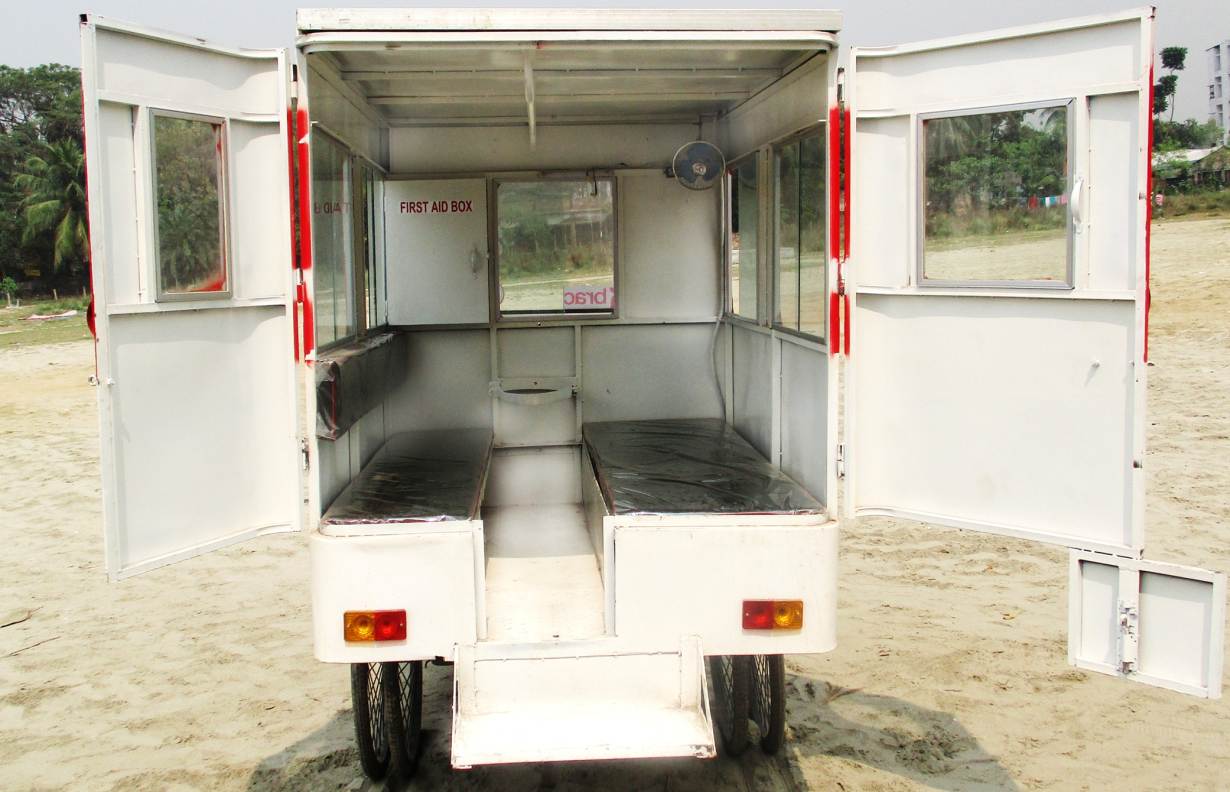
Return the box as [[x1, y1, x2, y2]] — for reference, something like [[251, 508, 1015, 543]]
[[483, 503, 605, 642]]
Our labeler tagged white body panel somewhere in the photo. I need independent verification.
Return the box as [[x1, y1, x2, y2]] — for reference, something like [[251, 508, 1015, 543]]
[[81, 18, 300, 579], [310, 525, 482, 661], [611, 517, 838, 655], [846, 9, 1153, 555]]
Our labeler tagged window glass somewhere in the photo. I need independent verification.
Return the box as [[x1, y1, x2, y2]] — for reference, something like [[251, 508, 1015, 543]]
[[311, 135, 355, 347], [773, 132, 826, 338], [152, 115, 227, 296], [497, 179, 615, 315], [922, 105, 1070, 283], [355, 162, 375, 330], [729, 159, 759, 319], [798, 135, 825, 337]]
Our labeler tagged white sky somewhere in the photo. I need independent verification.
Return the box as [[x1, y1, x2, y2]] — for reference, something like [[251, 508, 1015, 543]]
[[5, 0, 1228, 122]]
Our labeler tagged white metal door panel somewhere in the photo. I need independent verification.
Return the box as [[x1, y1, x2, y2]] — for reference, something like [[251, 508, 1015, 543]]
[[1069, 551, 1225, 698], [846, 10, 1152, 555], [81, 18, 298, 579], [384, 179, 489, 325]]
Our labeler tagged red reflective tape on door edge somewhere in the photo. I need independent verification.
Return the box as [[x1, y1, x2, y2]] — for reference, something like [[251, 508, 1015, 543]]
[[842, 107, 852, 262], [295, 106, 315, 358], [828, 105, 842, 274], [286, 107, 300, 362]]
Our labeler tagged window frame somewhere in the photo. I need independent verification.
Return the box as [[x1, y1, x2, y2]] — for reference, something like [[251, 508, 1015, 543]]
[[149, 108, 232, 303], [490, 171, 620, 323], [916, 98, 1077, 291], [724, 150, 764, 323], [770, 125, 827, 342]]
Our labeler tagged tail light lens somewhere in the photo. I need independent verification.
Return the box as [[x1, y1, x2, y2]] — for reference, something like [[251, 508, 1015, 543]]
[[742, 600, 804, 630], [343, 610, 407, 642]]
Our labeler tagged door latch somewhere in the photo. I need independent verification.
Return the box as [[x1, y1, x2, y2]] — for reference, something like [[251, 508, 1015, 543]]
[[300, 437, 311, 471], [836, 443, 846, 479], [1118, 602, 1139, 674]]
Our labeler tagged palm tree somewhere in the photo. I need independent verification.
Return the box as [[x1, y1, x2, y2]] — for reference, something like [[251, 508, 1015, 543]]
[[15, 138, 88, 274]]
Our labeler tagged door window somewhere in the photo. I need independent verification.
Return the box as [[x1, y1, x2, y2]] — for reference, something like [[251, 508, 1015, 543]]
[[921, 102, 1072, 286], [151, 112, 229, 299]]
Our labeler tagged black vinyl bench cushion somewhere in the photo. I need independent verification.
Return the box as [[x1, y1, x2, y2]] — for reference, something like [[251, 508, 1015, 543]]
[[321, 429, 493, 525], [582, 418, 823, 516]]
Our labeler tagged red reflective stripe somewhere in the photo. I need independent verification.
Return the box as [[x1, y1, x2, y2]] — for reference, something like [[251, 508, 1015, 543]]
[[842, 107, 852, 262], [828, 105, 842, 267], [1144, 64, 1154, 363], [286, 107, 300, 362], [295, 106, 315, 358], [828, 105, 842, 356]]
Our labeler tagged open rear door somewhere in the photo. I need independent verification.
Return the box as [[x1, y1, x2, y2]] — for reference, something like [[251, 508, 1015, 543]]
[[846, 10, 1154, 556], [81, 17, 300, 579]]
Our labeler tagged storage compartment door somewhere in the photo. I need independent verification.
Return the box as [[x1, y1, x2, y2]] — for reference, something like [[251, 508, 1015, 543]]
[[846, 11, 1152, 555], [1070, 551, 1225, 698], [81, 17, 299, 578]]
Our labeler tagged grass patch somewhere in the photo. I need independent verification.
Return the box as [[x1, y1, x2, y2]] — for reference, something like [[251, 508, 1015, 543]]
[[0, 296, 93, 350], [1154, 190, 1230, 220]]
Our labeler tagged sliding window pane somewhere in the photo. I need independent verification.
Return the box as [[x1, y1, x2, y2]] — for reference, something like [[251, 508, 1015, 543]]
[[798, 134, 826, 338], [775, 142, 800, 330], [729, 159, 759, 319], [311, 135, 354, 346]]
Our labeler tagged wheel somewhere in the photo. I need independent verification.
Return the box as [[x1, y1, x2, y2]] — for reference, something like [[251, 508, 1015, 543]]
[[750, 654, 787, 755], [382, 660, 424, 781], [349, 662, 390, 780], [708, 655, 751, 756]]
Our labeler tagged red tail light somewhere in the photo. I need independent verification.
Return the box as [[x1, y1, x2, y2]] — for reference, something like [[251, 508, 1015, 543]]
[[343, 610, 407, 642], [742, 600, 804, 630]]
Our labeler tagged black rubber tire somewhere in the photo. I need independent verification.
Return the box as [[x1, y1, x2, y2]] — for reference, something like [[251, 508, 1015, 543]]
[[708, 655, 752, 757], [382, 660, 424, 782], [350, 662, 390, 781], [750, 654, 787, 755]]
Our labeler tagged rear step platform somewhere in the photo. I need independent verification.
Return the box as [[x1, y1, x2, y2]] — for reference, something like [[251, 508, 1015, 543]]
[[451, 636, 715, 767]]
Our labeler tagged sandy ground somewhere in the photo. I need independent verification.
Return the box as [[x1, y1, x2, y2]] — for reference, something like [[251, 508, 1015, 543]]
[[2, 215, 1228, 791]]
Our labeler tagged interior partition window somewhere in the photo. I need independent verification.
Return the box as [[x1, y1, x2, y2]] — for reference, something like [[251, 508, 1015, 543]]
[[495, 176, 616, 317], [773, 131, 825, 339]]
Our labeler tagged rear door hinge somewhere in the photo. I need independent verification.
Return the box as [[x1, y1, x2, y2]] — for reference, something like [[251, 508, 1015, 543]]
[[836, 443, 846, 479], [300, 437, 311, 471]]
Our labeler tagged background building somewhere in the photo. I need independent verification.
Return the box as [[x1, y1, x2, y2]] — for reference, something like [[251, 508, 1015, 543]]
[[1210, 40, 1230, 143]]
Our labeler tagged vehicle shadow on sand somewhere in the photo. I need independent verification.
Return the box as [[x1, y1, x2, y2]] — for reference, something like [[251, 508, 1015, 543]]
[[245, 665, 1017, 791]]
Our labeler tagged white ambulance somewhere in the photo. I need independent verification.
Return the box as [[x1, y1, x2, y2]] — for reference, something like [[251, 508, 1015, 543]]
[[78, 6, 1224, 781]]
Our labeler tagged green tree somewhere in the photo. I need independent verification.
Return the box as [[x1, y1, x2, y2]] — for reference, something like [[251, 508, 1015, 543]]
[[1156, 46, 1187, 123], [0, 64, 82, 290], [14, 139, 88, 278]]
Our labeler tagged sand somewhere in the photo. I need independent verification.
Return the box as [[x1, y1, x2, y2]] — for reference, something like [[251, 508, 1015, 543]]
[[1, 215, 1228, 791]]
